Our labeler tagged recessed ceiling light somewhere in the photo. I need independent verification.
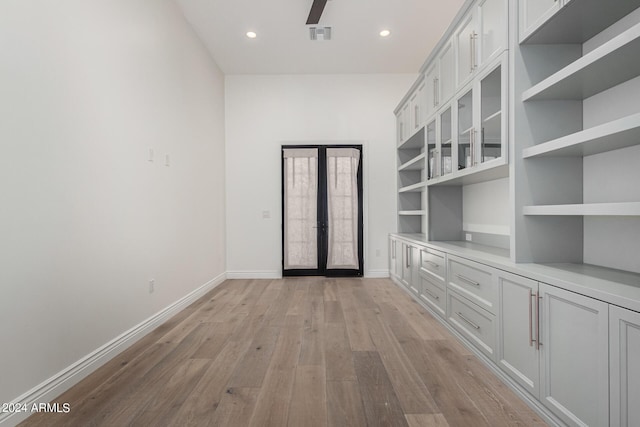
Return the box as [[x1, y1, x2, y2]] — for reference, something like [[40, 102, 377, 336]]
[[246, 31, 257, 39], [379, 29, 391, 38]]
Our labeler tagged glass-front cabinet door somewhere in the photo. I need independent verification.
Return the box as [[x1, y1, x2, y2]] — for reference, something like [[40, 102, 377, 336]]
[[426, 118, 438, 179], [439, 106, 453, 177], [480, 63, 502, 163], [457, 88, 474, 170]]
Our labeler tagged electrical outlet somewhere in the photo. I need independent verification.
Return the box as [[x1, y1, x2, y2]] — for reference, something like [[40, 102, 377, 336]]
[[149, 279, 155, 294], [465, 233, 472, 242]]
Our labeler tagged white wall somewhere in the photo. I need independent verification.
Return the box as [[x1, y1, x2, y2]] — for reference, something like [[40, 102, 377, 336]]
[[463, 178, 510, 236], [225, 74, 415, 277], [0, 0, 226, 410]]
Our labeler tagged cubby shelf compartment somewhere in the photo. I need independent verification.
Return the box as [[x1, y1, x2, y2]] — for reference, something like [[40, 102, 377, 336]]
[[522, 22, 640, 101], [522, 113, 640, 158], [427, 162, 508, 187], [522, 0, 640, 44], [523, 202, 640, 217], [398, 126, 425, 149], [399, 182, 427, 193], [399, 153, 426, 171]]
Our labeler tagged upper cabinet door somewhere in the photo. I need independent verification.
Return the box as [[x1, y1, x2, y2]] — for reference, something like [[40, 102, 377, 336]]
[[519, 0, 562, 42], [478, 0, 506, 66], [456, 12, 477, 88], [438, 40, 455, 106], [425, 62, 439, 119], [479, 55, 506, 165]]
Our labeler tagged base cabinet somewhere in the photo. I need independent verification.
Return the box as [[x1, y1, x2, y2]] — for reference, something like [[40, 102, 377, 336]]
[[389, 237, 401, 279], [610, 306, 640, 427], [498, 274, 611, 427], [497, 271, 540, 398], [539, 284, 609, 427]]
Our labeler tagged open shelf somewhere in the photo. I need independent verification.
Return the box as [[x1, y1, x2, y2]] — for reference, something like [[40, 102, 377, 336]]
[[398, 153, 426, 171], [482, 110, 501, 142], [399, 210, 427, 216], [522, 0, 640, 44], [427, 161, 508, 187], [522, 22, 640, 101], [523, 202, 640, 216], [523, 113, 640, 158], [398, 126, 425, 149], [399, 182, 427, 193], [483, 110, 501, 124]]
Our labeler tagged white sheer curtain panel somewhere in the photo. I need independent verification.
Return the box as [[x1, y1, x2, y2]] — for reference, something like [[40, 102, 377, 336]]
[[283, 148, 318, 269], [326, 148, 360, 269]]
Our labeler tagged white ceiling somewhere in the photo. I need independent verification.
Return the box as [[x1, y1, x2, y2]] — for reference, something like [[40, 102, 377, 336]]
[[175, 0, 466, 74]]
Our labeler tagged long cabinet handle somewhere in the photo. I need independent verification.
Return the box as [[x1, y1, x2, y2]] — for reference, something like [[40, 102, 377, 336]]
[[426, 260, 439, 268], [536, 293, 542, 350], [433, 78, 437, 108], [455, 273, 480, 287], [469, 32, 474, 74], [471, 31, 478, 71], [423, 287, 440, 301], [457, 312, 481, 330], [406, 247, 411, 268], [529, 290, 535, 347]]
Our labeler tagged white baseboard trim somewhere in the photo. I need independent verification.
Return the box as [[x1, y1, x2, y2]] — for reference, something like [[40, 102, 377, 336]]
[[0, 272, 227, 427], [226, 270, 281, 279], [365, 269, 389, 278]]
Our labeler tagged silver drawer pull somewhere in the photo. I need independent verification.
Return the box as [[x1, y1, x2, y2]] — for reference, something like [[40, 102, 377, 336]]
[[423, 288, 440, 300], [456, 273, 480, 287], [457, 312, 481, 330], [425, 260, 439, 268]]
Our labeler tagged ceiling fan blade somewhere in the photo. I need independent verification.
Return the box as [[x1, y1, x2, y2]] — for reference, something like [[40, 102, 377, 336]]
[[306, 0, 328, 25]]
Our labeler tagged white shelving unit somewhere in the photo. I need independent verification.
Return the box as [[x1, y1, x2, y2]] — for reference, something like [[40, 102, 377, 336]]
[[399, 182, 426, 193], [522, 0, 640, 44], [398, 153, 426, 171], [522, 22, 640, 101], [514, 0, 640, 275], [522, 113, 640, 158], [523, 202, 640, 217]]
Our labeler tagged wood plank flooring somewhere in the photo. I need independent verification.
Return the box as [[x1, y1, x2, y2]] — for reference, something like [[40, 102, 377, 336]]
[[20, 278, 547, 427]]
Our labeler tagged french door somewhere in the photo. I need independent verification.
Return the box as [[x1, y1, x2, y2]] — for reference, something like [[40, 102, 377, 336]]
[[282, 145, 363, 277]]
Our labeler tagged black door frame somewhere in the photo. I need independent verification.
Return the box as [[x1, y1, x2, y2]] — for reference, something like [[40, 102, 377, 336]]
[[281, 144, 364, 277]]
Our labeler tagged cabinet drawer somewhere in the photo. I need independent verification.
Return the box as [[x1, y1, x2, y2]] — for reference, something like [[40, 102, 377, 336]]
[[448, 290, 496, 361], [419, 272, 446, 317], [420, 247, 446, 283], [447, 255, 497, 314]]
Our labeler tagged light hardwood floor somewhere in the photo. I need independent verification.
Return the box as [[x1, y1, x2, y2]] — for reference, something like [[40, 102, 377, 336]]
[[21, 278, 547, 426]]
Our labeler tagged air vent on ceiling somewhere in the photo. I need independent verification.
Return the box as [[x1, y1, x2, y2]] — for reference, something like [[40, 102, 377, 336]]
[[309, 26, 332, 41]]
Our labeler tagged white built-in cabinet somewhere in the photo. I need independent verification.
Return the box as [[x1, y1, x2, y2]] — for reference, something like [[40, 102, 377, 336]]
[[498, 270, 612, 427], [497, 271, 540, 397], [610, 306, 640, 427], [400, 241, 420, 292], [519, 0, 562, 42], [456, 0, 507, 87], [538, 284, 609, 427], [389, 237, 401, 279], [389, 234, 640, 427], [392, 0, 640, 425]]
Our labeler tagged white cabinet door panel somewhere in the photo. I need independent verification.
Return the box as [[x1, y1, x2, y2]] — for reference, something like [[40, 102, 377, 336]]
[[539, 283, 609, 427], [478, 0, 506, 65], [610, 305, 640, 427], [519, 0, 562, 42], [497, 272, 540, 398]]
